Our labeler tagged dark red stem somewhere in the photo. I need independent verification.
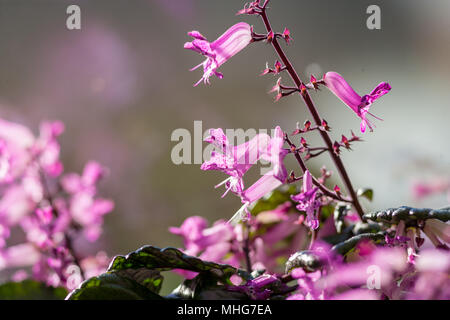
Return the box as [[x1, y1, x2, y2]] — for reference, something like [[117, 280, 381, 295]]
[[260, 9, 364, 218]]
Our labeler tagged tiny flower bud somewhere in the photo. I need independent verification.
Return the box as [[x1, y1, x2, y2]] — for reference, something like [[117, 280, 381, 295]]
[[333, 141, 340, 154], [291, 129, 301, 136], [350, 130, 362, 142], [267, 31, 274, 42], [310, 75, 319, 90], [260, 62, 273, 76], [274, 60, 282, 73], [321, 119, 330, 131], [290, 171, 296, 180], [334, 185, 341, 194], [300, 137, 308, 147], [269, 77, 282, 93], [300, 83, 307, 94], [274, 92, 283, 102], [341, 135, 350, 149], [282, 27, 292, 44]]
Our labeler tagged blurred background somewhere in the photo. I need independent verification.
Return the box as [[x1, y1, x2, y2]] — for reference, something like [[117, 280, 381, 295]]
[[0, 0, 449, 290]]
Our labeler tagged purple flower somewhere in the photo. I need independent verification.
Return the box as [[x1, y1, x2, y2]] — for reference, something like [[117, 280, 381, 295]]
[[323, 72, 391, 133], [202, 127, 289, 222], [291, 171, 321, 230], [201, 128, 271, 199], [240, 126, 289, 203], [185, 22, 252, 86], [411, 179, 450, 201], [170, 216, 239, 279]]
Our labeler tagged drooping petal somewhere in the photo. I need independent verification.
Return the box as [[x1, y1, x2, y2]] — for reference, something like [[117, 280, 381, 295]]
[[185, 22, 252, 86], [210, 22, 252, 67], [241, 173, 283, 204], [323, 72, 362, 113], [324, 72, 391, 133], [425, 219, 450, 243]]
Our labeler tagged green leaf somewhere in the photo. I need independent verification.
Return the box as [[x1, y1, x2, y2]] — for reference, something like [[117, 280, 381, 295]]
[[66, 272, 164, 300], [108, 245, 251, 284], [250, 186, 297, 215], [363, 206, 450, 224], [168, 274, 247, 300], [0, 280, 67, 300], [357, 188, 374, 201], [331, 232, 386, 255]]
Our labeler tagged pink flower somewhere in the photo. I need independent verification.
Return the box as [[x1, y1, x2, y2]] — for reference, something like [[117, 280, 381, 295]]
[[291, 171, 321, 230], [170, 217, 238, 279], [185, 22, 252, 86], [241, 126, 289, 204], [201, 127, 288, 222], [201, 128, 271, 199], [323, 72, 391, 133], [411, 178, 450, 201], [0, 243, 41, 270], [61, 161, 106, 194], [69, 192, 114, 242]]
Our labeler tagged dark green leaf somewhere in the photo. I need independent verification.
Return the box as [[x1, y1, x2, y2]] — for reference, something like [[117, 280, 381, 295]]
[[0, 280, 67, 300], [285, 251, 326, 274], [363, 206, 450, 224], [108, 245, 250, 284], [66, 272, 163, 300], [168, 274, 247, 300], [331, 232, 386, 255], [114, 268, 163, 294]]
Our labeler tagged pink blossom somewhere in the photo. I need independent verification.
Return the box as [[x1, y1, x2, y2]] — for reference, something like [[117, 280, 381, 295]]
[[0, 118, 113, 288], [411, 178, 450, 201], [202, 127, 289, 222], [0, 243, 41, 270], [170, 217, 239, 279], [201, 128, 271, 199], [185, 22, 252, 86], [291, 171, 321, 230], [323, 72, 391, 133], [241, 126, 289, 204]]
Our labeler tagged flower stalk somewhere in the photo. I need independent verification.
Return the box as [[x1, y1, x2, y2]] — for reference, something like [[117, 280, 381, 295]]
[[258, 5, 364, 218]]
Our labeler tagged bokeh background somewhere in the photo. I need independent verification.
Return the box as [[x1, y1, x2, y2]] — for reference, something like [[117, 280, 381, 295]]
[[0, 0, 449, 291]]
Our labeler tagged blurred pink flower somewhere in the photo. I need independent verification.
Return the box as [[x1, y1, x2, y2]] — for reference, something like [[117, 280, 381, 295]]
[[411, 178, 450, 201]]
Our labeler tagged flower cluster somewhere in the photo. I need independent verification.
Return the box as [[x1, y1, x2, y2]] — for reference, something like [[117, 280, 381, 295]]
[[0, 118, 113, 290], [177, 0, 450, 301]]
